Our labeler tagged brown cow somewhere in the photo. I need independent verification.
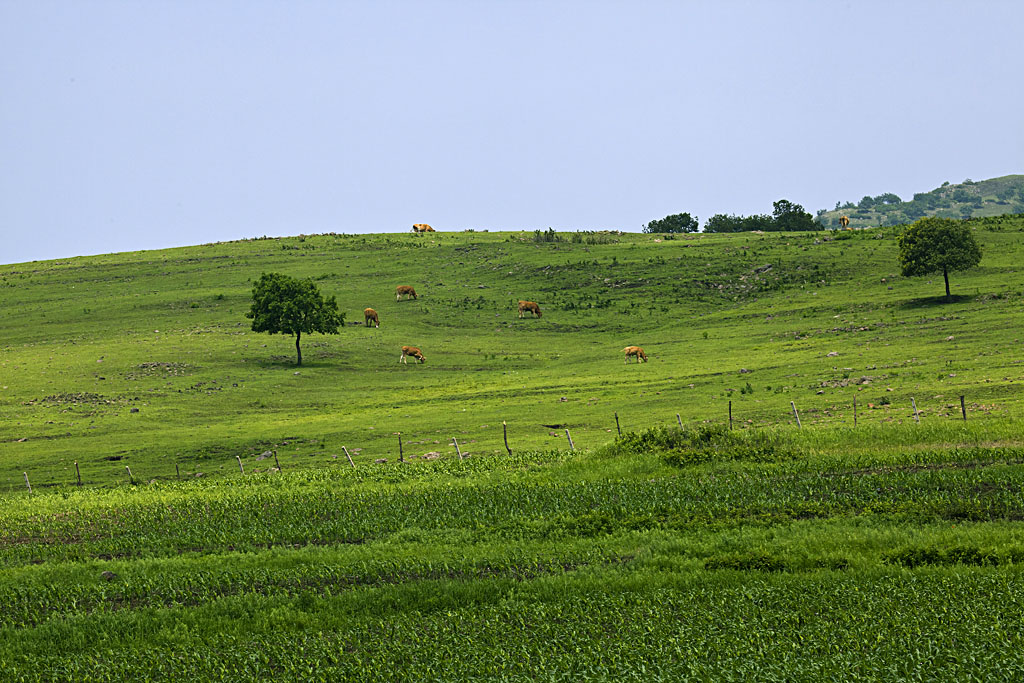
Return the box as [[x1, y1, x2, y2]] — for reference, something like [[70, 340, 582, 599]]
[[396, 285, 418, 301], [623, 346, 648, 363], [364, 307, 380, 328], [518, 300, 542, 318], [412, 224, 435, 233], [399, 346, 426, 364], [839, 215, 850, 229]]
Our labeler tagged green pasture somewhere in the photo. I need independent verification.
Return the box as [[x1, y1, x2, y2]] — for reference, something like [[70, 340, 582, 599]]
[[2, 217, 1024, 679], [2, 218, 1022, 489]]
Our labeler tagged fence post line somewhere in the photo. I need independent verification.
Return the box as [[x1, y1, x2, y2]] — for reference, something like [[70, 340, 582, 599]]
[[791, 401, 802, 429], [398, 433, 404, 462], [565, 428, 575, 451], [175, 463, 180, 481], [960, 395, 967, 421], [729, 400, 733, 430], [125, 466, 134, 484], [343, 446, 356, 468], [911, 398, 920, 423], [502, 421, 512, 456], [236, 455, 244, 475], [274, 450, 282, 472], [853, 396, 857, 427], [452, 437, 463, 460], [676, 414, 683, 429], [75, 461, 82, 487], [23, 472, 31, 494], [614, 412, 621, 436]]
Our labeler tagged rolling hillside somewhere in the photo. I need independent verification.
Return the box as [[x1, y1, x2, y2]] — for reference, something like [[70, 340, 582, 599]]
[[818, 174, 1024, 229], [2, 217, 1023, 489], [3, 217, 1024, 679]]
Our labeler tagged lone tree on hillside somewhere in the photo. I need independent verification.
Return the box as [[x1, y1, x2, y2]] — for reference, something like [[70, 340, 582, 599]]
[[246, 272, 343, 365], [897, 217, 982, 301], [772, 199, 817, 231], [643, 212, 699, 233]]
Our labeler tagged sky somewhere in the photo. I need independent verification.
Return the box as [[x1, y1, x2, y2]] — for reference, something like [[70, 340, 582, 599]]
[[2, 0, 1022, 265]]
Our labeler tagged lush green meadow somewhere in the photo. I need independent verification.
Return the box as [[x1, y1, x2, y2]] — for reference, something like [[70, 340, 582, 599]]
[[2, 217, 1024, 679]]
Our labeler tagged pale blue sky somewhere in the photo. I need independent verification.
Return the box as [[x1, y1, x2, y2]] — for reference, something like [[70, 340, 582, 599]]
[[2, 0, 1021, 264]]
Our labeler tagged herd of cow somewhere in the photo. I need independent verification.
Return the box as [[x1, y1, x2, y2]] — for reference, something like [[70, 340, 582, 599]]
[[369, 225, 648, 365]]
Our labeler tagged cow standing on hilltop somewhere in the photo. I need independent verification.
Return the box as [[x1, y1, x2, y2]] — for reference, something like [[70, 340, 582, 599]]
[[839, 215, 850, 229]]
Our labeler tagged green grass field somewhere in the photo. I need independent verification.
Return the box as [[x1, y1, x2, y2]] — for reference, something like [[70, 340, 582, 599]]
[[2, 217, 1024, 680]]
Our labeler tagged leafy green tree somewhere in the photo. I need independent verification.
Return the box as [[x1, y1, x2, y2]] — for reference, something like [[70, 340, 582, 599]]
[[704, 214, 745, 233], [643, 213, 699, 233], [246, 272, 343, 365], [772, 199, 816, 231], [897, 217, 982, 301]]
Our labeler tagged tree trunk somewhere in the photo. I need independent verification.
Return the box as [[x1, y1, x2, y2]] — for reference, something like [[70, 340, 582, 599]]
[[943, 266, 951, 301], [295, 331, 302, 366]]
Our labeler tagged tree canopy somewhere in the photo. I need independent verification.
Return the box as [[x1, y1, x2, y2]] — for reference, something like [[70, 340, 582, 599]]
[[246, 272, 343, 365], [897, 217, 982, 300], [643, 213, 699, 233]]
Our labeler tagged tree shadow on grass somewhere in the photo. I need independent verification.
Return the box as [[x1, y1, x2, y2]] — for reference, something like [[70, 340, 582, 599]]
[[899, 294, 974, 309]]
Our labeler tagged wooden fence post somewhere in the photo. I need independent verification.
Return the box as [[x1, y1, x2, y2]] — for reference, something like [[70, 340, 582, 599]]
[[236, 455, 244, 474], [614, 412, 621, 436], [274, 450, 282, 472], [175, 463, 180, 481], [565, 428, 575, 451], [853, 396, 857, 427], [23, 472, 31, 494], [398, 433, 404, 462], [343, 446, 356, 468], [791, 401, 802, 429], [125, 466, 134, 484], [676, 414, 683, 429], [502, 421, 512, 456], [911, 398, 920, 423], [75, 461, 82, 487], [452, 437, 463, 460], [960, 395, 967, 421], [729, 400, 733, 430]]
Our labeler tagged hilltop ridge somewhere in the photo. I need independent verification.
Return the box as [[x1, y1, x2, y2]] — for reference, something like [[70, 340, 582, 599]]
[[817, 174, 1024, 229]]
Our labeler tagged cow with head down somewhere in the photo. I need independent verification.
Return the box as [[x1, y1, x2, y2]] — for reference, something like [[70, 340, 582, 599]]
[[518, 300, 542, 318], [364, 307, 380, 328], [412, 224, 435, 233], [400, 346, 426, 364], [396, 285, 418, 301], [623, 346, 648, 363]]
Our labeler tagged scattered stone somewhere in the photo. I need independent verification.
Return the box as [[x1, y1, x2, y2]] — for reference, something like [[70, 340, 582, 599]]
[[256, 451, 272, 461], [946, 335, 955, 341], [130, 407, 139, 413], [559, 397, 568, 402], [739, 368, 751, 374], [826, 351, 839, 357], [375, 458, 387, 464], [101, 571, 117, 581]]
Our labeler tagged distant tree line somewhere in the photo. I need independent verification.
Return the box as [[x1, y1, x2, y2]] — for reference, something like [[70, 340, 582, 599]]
[[644, 200, 818, 234]]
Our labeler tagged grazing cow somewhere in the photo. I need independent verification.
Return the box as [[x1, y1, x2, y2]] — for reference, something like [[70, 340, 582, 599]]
[[396, 285, 418, 301], [839, 215, 850, 229], [400, 346, 426, 364], [623, 346, 648, 363], [518, 300, 542, 318], [412, 224, 435, 233], [364, 307, 380, 328]]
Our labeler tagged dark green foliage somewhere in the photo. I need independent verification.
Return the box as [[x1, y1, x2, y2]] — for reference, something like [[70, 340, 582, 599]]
[[613, 424, 796, 465], [772, 199, 817, 231], [897, 216, 983, 300], [246, 272, 343, 365], [643, 212, 699, 233], [882, 546, 1008, 568]]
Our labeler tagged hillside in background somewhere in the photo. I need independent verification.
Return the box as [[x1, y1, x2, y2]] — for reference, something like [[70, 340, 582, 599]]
[[818, 174, 1024, 229], [2, 216, 1023, 489]]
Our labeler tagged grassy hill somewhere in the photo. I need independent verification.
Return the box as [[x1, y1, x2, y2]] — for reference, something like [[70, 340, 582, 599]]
[[3, 217, 1024, 679], [818, 174, 1024, 229]]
